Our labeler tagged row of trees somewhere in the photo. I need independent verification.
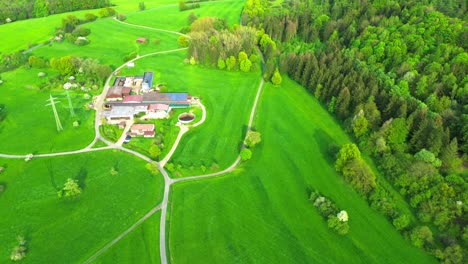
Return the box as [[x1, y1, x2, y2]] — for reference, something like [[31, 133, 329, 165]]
[[245, 0, 466, 262], [309, 191, 350, 235], [0, 0, 110, 24]]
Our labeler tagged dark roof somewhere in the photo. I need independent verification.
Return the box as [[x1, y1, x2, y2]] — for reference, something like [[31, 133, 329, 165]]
[[122, 87, 132, 95], [112, 77, 126, 87], [143, 72, 153, 84], [106, 86, 123, 98]]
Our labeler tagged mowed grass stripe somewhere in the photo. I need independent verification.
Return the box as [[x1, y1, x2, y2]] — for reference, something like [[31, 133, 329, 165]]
[[168, 78, 435, 264]]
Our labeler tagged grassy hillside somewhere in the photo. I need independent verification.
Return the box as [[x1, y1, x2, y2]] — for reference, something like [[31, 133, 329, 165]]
[[125, 0, 245, 30], [168, 78, 436, 263], [0, 150, 164, 263], [32, 18, 179, 66]]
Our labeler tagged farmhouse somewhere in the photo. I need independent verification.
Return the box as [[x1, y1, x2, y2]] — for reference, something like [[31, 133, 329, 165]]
[[130, 124, 155, 138], [102, 72, 192, 123]]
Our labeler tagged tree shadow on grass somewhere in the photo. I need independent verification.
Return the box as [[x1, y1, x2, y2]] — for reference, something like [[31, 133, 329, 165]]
[[45, 160, 58, 190], [75, 167, 88, 190], [312, 129, 340, 167]]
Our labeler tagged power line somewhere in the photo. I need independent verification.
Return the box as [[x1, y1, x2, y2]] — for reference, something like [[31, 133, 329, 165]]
[[45, 94, 63, 132]]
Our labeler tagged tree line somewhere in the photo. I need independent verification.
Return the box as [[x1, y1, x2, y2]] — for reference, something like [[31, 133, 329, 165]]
[[0, 0, 110, 24], [243, 0, 467, 263]]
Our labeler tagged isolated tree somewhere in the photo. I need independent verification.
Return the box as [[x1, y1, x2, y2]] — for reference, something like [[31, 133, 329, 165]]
[[240, 148, 252, 161], [271, 67, 282, 85], [59, 178, 81, 198], [139, 2, 146, 11], [245, 131, 261, 147]]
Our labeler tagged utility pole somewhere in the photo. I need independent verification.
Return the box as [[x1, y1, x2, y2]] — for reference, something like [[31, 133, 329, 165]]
[[46, 94, 63, 132], [65, 90, 76, 117]]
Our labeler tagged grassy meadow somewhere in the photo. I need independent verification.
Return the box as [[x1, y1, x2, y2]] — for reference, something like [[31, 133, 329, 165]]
[[0, 67, 96, 154], [168, 78, 436, 263], [32, 18, 180, 66], [0, 0, 181, 54], [125, 0, 246, 30], [93, 211, 161, 264], [0, 150, 164, 263]]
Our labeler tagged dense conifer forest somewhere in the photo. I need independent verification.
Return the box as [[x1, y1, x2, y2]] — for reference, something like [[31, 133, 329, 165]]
[[242, 0, 467, 262]]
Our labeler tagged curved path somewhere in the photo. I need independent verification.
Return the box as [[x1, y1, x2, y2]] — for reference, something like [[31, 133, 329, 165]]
[[0, 11, 266, 264]]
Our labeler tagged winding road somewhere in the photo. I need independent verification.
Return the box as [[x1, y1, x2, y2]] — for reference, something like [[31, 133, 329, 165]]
[[1, 9, 266, 264]]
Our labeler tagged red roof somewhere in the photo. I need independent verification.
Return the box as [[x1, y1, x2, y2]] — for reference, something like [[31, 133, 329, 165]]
[[123, 95, 143, 103], [131, 124, 154, 132], [148, 104, 170, 111], [144, 131, 155, 137]]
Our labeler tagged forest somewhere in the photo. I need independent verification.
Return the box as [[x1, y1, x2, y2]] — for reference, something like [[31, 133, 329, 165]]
[[242, 0, 467, 263], [0, 0, 110, 23]]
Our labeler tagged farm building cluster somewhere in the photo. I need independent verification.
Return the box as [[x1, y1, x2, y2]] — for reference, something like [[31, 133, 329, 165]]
[[102, 72, 192, 124]]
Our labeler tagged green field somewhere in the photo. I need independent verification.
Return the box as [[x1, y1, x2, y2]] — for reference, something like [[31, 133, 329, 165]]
[[32, 18, 180, 66], [0, 0, 181, 54], [126, 0, 246, 30], [0, 67, 96, 154], [168, 78, 436, 263], [0, 150, 164, 263], [93, 211, 161, 264]]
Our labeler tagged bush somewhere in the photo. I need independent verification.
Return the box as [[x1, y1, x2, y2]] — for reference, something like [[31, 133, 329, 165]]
[[10, 236, 27, 261], [116, 13, 126, 21], [84, 13, 97, 22], [178, 35, 189, 47], [245, 131, 261, 148], [72, 27, 91, 37], [328, 215, 350, 235], [74, 37, 90, 46], [393, 214, 411, 231], [139, 2, 146, 11], [240, 148, 252, 161]]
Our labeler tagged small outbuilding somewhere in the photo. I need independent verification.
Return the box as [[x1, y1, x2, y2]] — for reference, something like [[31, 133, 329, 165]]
[[136, 37, 147, 43]]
